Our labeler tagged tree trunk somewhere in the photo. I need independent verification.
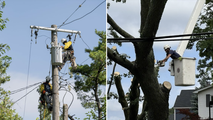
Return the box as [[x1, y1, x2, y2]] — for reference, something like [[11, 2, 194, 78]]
[[129, 77, 140, 120]]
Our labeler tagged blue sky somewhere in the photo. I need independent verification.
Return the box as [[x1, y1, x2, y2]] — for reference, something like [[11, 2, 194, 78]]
[[107, 0, 201, 120], [1, 1, 106, 120]]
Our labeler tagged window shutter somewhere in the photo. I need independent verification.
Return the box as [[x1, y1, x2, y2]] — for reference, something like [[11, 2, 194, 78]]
[[206, 94, 210, 107]]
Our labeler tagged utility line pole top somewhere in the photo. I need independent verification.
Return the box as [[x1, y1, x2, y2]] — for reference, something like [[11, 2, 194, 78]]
[[30, 25, 81, 35]]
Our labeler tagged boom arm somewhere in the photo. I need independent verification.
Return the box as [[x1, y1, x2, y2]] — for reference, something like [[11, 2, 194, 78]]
[[176, 0, 205, 56]]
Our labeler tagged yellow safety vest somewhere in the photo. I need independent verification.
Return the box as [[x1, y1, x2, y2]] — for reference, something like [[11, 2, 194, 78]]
[[64, 41, 72, 50]]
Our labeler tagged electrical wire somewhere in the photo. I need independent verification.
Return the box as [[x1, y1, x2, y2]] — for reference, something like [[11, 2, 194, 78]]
[[10, 82, 42, 95], [14, 85, 40, 104], [58, 0, 87, 29], [61, 0, 105, 26], [80, 57, 90, 65], [59, 89, 74, 110], [23, 40, 33, 119], [62, 90, 68, 105], [107, 32, 213, 43], [80, 37, 91, 50], [107, 37, 213, 43]]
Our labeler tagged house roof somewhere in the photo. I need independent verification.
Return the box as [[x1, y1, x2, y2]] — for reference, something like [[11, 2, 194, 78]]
[[193, 85, 213, 94], [174, 89, 195, 108]]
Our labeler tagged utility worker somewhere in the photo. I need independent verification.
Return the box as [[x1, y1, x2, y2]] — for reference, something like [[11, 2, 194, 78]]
[[58, 38, 77, 71], [39, 76, 53, 111], [160, 45, 182, 63]]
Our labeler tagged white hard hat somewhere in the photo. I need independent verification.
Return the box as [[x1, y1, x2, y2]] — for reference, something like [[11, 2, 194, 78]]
[[164, 45, 171, 50], [46, 76, 51, 82], [61, 38, 67, 43]]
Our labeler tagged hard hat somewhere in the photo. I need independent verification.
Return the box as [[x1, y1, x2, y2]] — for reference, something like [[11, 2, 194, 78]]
[[61, 38, 67, 43], [46, 76, 51, 82], [164, 45, 171, 50]]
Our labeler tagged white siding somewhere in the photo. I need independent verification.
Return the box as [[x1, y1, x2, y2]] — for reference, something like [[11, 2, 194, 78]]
[[198, 87, 213, 119]]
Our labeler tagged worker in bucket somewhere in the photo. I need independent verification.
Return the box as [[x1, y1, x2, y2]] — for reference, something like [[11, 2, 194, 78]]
[[160, 45, 182, 64], [58, 38, 77, 71], [39, 76, 53, 111]]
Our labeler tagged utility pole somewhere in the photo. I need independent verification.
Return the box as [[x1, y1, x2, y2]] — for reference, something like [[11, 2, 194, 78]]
[[63, 104, 68, 120], [30, 25, 80, 120], [51, 24, 60, 120]]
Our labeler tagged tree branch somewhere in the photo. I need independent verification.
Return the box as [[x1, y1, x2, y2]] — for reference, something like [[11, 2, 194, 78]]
[[107, 14, 134, 38], [114, 75, 129, 119], [107, 47, 136, 75], [107, 62, 117, 98]]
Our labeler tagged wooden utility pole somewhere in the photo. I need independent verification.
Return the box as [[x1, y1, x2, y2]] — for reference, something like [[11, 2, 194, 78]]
[[51, 24, 60, 120], [30, 25, 80, 120], [63, 104, 68, 120]]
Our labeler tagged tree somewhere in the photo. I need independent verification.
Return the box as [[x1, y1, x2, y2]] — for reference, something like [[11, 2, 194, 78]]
[[71, 30, 106, 120], [187, 1, 213, 116], [0, 0, 9, 31], [107, 0, 171, 120]]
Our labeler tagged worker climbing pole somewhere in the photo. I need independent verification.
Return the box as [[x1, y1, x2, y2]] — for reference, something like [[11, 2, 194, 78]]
[[58, 37, 77, 71], [39, 76, 53, 112]]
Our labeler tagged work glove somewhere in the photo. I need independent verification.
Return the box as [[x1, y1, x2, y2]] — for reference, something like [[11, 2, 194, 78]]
[[178, 57, 182, 61]]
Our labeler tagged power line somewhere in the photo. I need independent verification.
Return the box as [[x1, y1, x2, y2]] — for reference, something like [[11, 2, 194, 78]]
[[10, 82, 42, 95], [60, 89, 74, 110], [80, 57, 90, 65], [58, 0, 87, 29], [23, 40, 33, 119], [80, 37, 91, 50], [107, 37, 213, 43], [61, 0, 105, 26], [107, 32, 213, 43], [14, 85, 40, 104]]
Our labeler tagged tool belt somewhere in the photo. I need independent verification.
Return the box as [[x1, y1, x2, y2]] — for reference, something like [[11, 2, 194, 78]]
[[67, 50, 74, 59]]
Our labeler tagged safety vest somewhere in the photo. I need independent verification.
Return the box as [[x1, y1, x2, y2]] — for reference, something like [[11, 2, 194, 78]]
[[40, 82, 52, 94], [64, 41, 73, 51]]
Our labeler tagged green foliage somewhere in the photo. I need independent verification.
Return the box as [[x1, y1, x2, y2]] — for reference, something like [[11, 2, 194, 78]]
[[0, 43, 22, 119], [0, 88, 22, 120], [71, 30, 106, 119], [0, 44, 11, 85], [0, 0, 9, 31], [83, 96, 106, 120], [37, 103, 52, 120]]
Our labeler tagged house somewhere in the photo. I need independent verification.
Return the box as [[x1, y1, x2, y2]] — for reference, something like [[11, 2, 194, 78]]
[[194, 86, 213, 119], [173, 89, 197, 120]]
